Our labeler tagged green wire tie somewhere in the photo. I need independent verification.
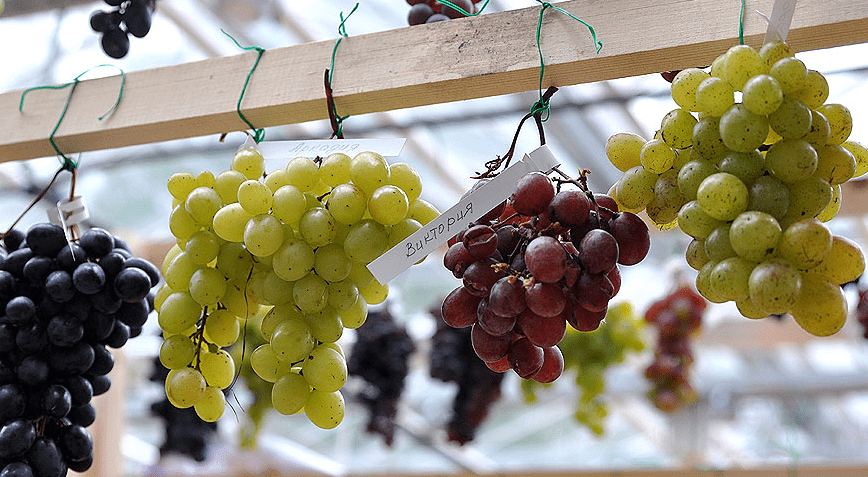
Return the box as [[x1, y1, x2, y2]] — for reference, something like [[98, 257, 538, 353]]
[[435, 0, 491, 17], [222, 30, 266, 143], [739, 0, 746, 45], [532, 1, 603, 121], [19, 64, 125, 170], [328, 2, 360, 139]]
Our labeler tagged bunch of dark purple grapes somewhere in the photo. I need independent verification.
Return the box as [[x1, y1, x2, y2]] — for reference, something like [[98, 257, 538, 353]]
[[856, 286, 868, 339], [0, 223, 159, 477], [90, 0, 156, 59], [406, 0, 483, 25], [644, 286, 704, 413], [148, 357, 217, 462], [347, 308, 415, 446], [429, 305, 503, 445], [441, 171, 651, 382]]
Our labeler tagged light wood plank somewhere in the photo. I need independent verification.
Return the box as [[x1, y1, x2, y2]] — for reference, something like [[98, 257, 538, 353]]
[[2, 0, 868, 162]]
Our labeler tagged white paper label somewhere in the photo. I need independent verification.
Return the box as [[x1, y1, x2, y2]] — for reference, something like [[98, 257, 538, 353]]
[[256, 138, 406, 160], [366, 145, 561, 284], [762, 0, 798, 44]]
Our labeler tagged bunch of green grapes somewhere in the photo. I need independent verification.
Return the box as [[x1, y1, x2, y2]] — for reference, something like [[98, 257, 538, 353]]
[[522, 302, 644, 435], [156, 146, 439, 428], [607, 41, 867, 337]]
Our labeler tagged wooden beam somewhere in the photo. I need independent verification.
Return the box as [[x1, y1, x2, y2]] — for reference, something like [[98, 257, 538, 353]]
[[2, 0, 868, 162]]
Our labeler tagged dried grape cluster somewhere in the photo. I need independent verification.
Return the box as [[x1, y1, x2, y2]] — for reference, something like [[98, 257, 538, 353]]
[[429, 305, 503, 445], [522, 302, 645, 435], [406, 0, 484, 25], [644, 286, 704, 413], [90, 0, 156, 59], [441, 171, 651, 382], [347, 308, 415, 446], [607, 41, 866, 336], [0, 224, 158, 477], [148, 357, 218, 462]]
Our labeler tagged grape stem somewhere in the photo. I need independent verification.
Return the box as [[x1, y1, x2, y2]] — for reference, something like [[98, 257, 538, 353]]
[[0, 164, 70, 245], [474, 86, 558, 179], [323, 69, 344, 139]]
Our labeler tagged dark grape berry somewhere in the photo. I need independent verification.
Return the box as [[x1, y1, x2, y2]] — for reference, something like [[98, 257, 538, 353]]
[[0, 462, 35, 477], [45, 271, 76, 303], [58, 425, 93, 463], [25, 223, 67, 257], [442, 0, 473, 18], [0, 420, 36, 460], [101, 28, 130, 59], [73, 262, 106, 295], [78, 227, 115, 259], [123, 1, 153, 38], [41, 385, 72, 419], [113, 267, 152, 302], [408, 3, 434, 25], [90, 11, 116, 33], [0, 384, 26, 423], [511, 172, 555, 216], [425, 13, 450, 23], [24, 437, 66, 477]]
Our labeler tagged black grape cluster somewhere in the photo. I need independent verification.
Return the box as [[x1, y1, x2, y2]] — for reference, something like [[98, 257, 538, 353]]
[[429, 305, 503, 445], [406, 0, 482, 25], [441, 171, 651, 382], [644, 285, 704, 413], [148, 357, 217, 462], [90, 0, 156, 59], [347, 308, 415, 446], [0, 223, 158, 477]]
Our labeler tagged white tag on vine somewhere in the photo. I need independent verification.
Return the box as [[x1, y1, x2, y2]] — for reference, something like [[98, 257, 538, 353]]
[[366, 145, 560, 284], [257, 138, 406, 161], [761, 0, 797, 44]]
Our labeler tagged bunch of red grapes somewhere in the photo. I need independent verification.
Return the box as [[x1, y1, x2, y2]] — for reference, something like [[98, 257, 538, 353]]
[[644, 285, 704, 413], [406, 0, 484, 25], [441, 171, 651, 383]]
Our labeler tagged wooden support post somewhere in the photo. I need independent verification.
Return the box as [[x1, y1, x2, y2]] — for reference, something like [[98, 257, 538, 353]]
[[1, 0, 867, 163]]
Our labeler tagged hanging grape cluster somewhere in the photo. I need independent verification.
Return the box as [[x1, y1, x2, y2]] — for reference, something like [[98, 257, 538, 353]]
[[406, 0, 483, 25], [0, 224, 158, 477], [148, 357, 218, 462], [429, 303, 503, 444], [644, 285, 704, 413], [607, 41, 867, 336], [90, 0, 156, 59], [157, 145, 438, 429], [347, 308, 415, 446], [522, 301, 645, 435], [441, 170, 651, 382]]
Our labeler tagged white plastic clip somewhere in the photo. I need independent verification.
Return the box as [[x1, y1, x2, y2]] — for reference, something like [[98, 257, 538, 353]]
[[56, 196, 90, 241]]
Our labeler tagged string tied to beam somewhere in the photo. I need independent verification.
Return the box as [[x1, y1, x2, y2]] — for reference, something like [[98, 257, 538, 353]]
[[532, 1, 602, 122], [19, 64, 125, 171], [325, 2, 360, 139], [222, 30, 266, 144]]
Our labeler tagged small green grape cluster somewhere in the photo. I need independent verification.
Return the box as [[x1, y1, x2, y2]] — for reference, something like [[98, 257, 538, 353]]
[[606, 41, 867, 337], [156, 146, 439, 428], [521, 301, 644, 435]]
